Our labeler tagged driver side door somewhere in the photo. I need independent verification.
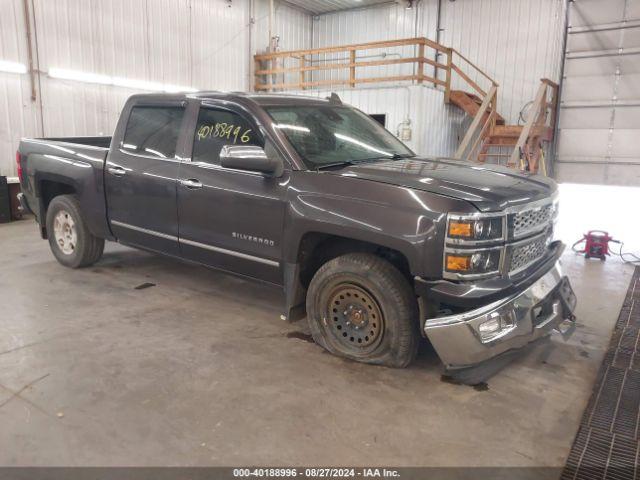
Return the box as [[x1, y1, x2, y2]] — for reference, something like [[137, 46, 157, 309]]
[[177, 102, 289, 284]]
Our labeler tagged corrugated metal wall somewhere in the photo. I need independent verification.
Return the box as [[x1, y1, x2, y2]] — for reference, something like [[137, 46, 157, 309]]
[[0, 0, 311, 177], [555, 0, 640, 186], [266, 1, 312, 52], [311, 2, 437, 84], [0, 0, 41, 177], [438, 0, 567, 124], [252, 0, 313, 89]]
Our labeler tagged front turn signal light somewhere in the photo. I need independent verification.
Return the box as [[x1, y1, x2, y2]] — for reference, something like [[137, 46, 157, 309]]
[[446, 254, 471, 271], [448, 220, 473, 238]]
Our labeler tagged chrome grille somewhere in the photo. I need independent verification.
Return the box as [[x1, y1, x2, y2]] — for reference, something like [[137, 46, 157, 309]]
[[512, 203, 554, 238], [509, 234, 549, 274]]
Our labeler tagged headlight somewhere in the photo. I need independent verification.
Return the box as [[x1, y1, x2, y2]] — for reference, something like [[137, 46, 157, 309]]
[[447, 215, 504, 243], [444, 249, 502, 278]]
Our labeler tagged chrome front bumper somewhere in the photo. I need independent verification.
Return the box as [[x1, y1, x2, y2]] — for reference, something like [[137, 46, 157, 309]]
[[424, 260, 576, 370]]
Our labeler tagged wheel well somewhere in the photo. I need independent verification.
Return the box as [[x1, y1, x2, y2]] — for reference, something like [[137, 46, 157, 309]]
[[297, 232, 412, 288], [40, 180, 76, 212], [38, 180, 76, 238]]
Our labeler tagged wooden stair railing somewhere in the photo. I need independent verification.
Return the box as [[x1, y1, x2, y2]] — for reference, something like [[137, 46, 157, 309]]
[[507, 79, 559, 174], [454, 79, 558, 174], [253, 37, 450, 91], [454, 85, 499, 161]]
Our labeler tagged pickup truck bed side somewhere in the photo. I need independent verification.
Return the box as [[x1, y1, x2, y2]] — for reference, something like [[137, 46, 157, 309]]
[[19, 138, 113, 240]]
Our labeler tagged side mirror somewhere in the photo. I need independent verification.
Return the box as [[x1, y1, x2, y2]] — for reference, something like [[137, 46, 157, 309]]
[[220, 145, 284, 177]]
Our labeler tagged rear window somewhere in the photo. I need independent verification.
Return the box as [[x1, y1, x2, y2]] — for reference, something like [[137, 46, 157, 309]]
[[121, 106, 185, 159]]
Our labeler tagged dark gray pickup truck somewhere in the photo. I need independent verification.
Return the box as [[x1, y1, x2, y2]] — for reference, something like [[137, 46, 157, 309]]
[[17, 91, 576, 380]]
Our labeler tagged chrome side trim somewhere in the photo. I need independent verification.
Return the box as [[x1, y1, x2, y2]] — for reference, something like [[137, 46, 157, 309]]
[[179, 238, 280, 267], [110, 220, 280, 267], [110, 220, 178, 241]]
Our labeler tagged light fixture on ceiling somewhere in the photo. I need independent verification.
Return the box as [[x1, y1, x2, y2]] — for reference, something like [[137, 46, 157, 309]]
[[48, 67, 198, 93], [0, 60, 28, 74]]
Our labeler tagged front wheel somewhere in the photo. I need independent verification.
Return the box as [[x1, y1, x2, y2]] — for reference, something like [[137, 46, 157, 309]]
[[306, 253, 420, 368], [45, 195, 104, 268]]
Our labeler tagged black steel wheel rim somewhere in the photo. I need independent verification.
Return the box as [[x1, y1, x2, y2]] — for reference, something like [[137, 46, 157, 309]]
[[325, 283, 384, 352]]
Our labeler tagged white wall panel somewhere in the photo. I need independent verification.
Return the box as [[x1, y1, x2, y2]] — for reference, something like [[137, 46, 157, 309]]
[[311, 2, 438, 84], [252, 1, 313, 88], [253, 0, 313, 53], [556, 0, 640, 186], [438, 0, 567, 124], [0, 0, 40, 177]]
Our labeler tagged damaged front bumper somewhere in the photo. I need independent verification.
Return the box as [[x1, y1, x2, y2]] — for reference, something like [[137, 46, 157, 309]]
[[423, 260, 577, 372]]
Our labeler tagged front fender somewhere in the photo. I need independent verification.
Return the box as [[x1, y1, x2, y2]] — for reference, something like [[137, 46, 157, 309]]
[[283, 173, 475, 278]]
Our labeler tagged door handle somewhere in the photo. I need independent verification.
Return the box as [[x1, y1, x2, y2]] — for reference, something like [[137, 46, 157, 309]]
[[180, 178, 203, 189], [108, 166, 126, 177]]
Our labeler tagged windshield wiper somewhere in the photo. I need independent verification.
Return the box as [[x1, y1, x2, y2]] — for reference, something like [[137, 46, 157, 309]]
[[315, 161, 356, 170], [314, 154, 415, 170], [389, 153, 416, 160]]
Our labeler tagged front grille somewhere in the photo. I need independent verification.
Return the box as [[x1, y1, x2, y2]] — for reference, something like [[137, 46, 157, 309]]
[[509, 234, 549, 274], [512, 203, 554, 238]]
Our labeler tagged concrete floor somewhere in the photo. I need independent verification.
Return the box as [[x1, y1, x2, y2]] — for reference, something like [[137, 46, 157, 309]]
[[0, 218, 635, 467]]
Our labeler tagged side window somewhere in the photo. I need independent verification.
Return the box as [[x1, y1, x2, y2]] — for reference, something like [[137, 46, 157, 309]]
[[192, 107, 261, 165], [122, 106, 185, 159]]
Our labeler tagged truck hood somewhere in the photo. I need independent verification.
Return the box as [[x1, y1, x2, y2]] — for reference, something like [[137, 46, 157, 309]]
[[326, 157, 556, 212]]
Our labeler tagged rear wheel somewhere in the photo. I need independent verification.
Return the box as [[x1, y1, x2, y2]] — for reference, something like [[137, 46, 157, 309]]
[[306, 253, 420, 368], [46, 195, 104, 268]]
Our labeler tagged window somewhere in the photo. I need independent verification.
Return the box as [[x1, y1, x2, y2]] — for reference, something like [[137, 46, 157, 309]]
[[192, 107, 262, 165], [122, 106, 185, 159], [264, 106, 413, 170], [369, 114, 386, 127]]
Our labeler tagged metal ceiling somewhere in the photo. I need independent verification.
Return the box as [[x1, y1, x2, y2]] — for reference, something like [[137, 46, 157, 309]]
[[282, 0, 397, 15]]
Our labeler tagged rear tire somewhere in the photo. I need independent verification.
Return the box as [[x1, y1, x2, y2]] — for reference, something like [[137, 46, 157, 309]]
[[306, 253, 420, 368], [46, 195, 104, 268]]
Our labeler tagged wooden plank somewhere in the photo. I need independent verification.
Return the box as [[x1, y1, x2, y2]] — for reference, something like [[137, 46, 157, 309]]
[[349, 49, 356, 88], [254, 73, 445, 91], [255, 56, 446, 75], [508, 82, 548, 168], [454, 85, 497, 159], [451, 63, 486, 97], [254, 37, 429, 60], [299, 55, 306, 90], [444, 48, 452, 103], [418, 44, 425, 83]]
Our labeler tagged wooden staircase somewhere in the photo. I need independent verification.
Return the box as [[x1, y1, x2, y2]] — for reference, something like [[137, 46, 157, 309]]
[[449, 79, 559, 175], [449, 90, 505, 125]]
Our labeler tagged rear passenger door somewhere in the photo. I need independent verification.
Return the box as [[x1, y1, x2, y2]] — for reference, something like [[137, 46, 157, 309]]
[[105, 101, 186, 255], [177, 102, 288, 284]]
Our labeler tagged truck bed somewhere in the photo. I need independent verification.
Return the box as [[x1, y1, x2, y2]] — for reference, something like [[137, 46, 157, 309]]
[[18, 136, 113, 241]]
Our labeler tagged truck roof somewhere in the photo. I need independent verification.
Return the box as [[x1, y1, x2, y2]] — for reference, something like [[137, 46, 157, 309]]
[[126, 91, 337, 107]]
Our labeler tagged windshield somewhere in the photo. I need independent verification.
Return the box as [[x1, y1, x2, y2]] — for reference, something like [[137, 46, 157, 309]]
[[264, 105, 415, 169]]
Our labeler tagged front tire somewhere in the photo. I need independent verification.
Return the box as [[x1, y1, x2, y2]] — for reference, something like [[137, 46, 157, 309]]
[[46, 195, 104, 268], [306, 253, 420, 368]]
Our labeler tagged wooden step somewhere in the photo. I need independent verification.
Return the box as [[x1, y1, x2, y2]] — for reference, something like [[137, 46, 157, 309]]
[[490, 125, 523, 138], [449, 90, 506, 125]]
